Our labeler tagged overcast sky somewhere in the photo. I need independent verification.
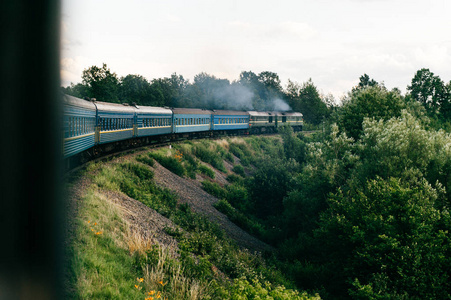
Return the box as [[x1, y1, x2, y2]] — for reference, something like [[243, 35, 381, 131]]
[[61, 0, 451, 101]]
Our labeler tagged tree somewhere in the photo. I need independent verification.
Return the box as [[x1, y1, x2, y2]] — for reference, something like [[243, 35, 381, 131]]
[[248, 158, 296, 219], [82, 63, 120, 102], [119, 74, 151, 105], [317, 177, 451, 299], [352, 73, 379, 92], [286, 79, 329, 125], [192, 72, 231, 109], [407, 68, 447, 115], [61, 82, 89, 99], [338, 85, 405, 140]]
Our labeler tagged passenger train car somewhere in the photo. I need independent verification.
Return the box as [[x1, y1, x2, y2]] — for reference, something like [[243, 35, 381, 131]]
[[62, 94, 303, 162]]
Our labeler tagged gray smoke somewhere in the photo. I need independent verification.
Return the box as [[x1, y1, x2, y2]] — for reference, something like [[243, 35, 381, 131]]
[[209, 83, 254, 110], [270, 98, 292, 111]]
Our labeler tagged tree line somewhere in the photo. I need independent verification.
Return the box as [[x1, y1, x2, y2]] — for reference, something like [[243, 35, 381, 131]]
[[61, 63, 332, 126]]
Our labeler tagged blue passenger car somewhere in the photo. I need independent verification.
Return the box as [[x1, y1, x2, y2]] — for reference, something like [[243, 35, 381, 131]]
[[172, 108, 212, 134], [135, 105, 173, 137], [62, 95, 97, 158], [95, 101, 135, 144], [212, 110, 249, 131]]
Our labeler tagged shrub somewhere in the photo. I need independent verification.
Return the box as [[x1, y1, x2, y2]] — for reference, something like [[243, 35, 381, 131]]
[[226, 174, 244, 185], [232, 165, 245, 177], [198, 164, 215, 179], [201, 180, 226, 199], [149, 152, 185, 177], [214, 199, 264, 238], [193, 142, 226, 172], [136, 154, 155, 167]]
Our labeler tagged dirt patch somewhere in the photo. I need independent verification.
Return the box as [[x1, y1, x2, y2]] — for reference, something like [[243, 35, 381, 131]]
[[150, 161, 272, 253]]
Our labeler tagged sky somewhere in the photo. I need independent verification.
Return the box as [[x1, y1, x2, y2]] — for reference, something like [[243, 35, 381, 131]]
[[61, 0, 451, 101]]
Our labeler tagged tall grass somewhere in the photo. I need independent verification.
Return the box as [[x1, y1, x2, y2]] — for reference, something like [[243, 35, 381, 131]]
[[66, 188, 144, 299]]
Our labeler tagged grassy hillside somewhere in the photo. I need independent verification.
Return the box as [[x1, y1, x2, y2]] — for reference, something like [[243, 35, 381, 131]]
[[64, 136, 320, 299]]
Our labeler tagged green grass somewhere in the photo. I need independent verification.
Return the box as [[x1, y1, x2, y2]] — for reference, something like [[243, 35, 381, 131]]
[[66, 188, 144, 299]]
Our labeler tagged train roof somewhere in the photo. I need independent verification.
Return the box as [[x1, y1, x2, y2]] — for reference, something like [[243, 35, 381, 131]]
[[280, 112, 303, 117], [94, 101, 136, 113], [172, 108, 213, 115], [134, 105, 172, 115], [62, 94, 97, 110], [212, 110, 248, 116], [247, 111, 271, 117]]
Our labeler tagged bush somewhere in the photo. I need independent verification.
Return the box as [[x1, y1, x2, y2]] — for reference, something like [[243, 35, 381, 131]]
[[226, 174, 244, 185], [232, 165, 245, 177], [136, 153, 155, 167], [198, 164, 215, 179], [214, 199, 264, 238], [201, 180, 226, 199], [193, 142, 226, 172], [149, 152, 185, 177]]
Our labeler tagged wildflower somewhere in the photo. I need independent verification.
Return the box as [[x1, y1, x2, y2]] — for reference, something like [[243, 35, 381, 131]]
[[137, 277, 144, 283], [95, 231, 103, 235], [135, 285, 139, 289], [87, 220, 91, 223], [145, 297, 153, 300], [148, 291, 155, 295], [156, 291, 161, 298], [91, 228, 94, 232], [158, 280, 167, 286], [94, 222, 97, 226]]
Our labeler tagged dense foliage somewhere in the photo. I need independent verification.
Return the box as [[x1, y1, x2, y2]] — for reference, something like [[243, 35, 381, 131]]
[[194, 71, 451, 299]]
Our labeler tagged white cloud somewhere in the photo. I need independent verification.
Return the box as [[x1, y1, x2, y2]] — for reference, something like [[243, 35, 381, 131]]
[[228, 20, 317, 41], [166, 14, 182, 23]]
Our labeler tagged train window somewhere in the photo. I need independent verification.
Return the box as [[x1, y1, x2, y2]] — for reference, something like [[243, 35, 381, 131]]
[[68, 117, 72, 137]]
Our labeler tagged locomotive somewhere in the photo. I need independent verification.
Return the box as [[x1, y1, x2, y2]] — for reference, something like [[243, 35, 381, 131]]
[[62, 94, 303, 162]]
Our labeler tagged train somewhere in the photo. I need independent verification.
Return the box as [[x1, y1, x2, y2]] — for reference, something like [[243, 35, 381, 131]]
[[62, 94, 303, 163]]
